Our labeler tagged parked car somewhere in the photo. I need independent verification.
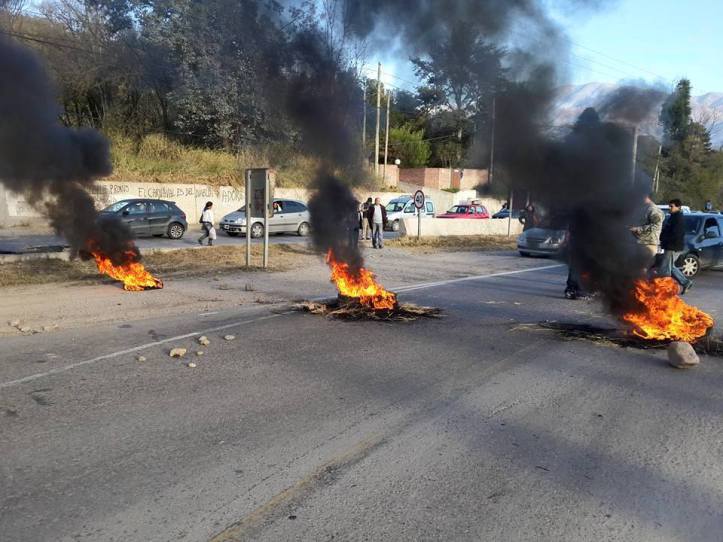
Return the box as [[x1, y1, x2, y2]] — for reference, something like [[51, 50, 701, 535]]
[[437, 202, 490, 219], [517, 227, 567, 257], [98, 199, 188, 239], [673, 213, 723, 277], [491, 208, 522, 219], [219, 199, 311, 238], [384, 195, 436, 231]]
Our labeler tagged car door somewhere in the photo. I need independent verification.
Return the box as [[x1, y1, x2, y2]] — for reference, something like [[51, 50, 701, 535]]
[[425, 201, 434, 217], [270, 200, 292, 233], [147, 201, 172, 235], [699, 217, 722, 267], [282, 201, 306, 232], [121, 201, 151, 237]]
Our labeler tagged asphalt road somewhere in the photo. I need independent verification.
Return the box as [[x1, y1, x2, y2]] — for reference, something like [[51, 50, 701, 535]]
[[0, 230, 401, 254], [0, 268, 721, 541]]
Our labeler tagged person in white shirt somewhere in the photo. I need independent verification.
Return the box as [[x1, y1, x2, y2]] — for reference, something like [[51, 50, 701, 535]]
[[366, 197, 387, 249], [198, 201, 216, 246]]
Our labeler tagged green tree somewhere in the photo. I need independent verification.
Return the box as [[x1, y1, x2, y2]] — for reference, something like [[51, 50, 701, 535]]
[[389, 125, 431, 168], [660, 79, 692, 144]]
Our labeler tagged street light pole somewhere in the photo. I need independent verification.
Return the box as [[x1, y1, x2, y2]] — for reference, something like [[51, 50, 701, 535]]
[[383, 90, 390, 183]]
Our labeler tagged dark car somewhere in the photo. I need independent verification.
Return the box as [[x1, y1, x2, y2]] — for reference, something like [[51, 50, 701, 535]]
[[99, 199, 188, 239], [673, 213, 723, 277], [491, 208, 522, 219]]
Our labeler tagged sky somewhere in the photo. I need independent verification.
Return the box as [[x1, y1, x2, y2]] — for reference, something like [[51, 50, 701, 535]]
[[370, 0, 723, 97]]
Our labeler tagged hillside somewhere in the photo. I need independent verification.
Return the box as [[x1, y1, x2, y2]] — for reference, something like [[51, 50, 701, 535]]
[[552, 82, 723, 147]]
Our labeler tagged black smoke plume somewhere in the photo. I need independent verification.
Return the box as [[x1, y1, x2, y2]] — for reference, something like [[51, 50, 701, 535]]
[[0, 37, 136, 264]]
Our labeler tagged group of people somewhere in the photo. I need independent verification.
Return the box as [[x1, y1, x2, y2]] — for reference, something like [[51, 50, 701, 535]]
[[349, 197, 388, 249], [633, 195, 693, 294], [565, 194, 692, 300]]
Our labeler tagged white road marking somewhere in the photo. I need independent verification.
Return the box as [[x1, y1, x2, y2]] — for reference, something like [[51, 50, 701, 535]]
[[394, 263, 564, 293], [0, 313, 289, 390], [0, 263, 564, 389]]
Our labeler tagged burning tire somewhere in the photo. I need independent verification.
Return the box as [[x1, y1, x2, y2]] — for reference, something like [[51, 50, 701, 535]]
[[167, 222, 185, 240], [298, 222, 310, 236], [679, 253, 700, 277], [250, 222, 264, 238]]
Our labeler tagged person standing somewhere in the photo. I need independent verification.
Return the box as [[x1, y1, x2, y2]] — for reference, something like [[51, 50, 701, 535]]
[[367, 197, 387, 249], [704, 200, 713, 212], [630, 193, 663, 268], [519, 203, 537, 231], [361, 197, 373, 240], [659, 198, 693, 294], [348, 202, 361, 249], [198, 201, 216, 246]]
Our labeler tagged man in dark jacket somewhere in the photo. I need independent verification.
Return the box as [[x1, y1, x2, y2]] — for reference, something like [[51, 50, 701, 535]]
[[658, 198, 692, 294]]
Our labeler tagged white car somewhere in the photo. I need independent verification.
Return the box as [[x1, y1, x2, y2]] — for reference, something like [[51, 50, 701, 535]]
[[219, 199, 311, 238], [384, 196, 436, 231]]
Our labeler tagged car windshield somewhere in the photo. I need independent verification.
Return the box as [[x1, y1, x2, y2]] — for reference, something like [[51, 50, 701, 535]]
[[447, 206, 469, 214], [386, 202, 405, 212], [683, 216, 702, 235], [103, 201, 129, 213]]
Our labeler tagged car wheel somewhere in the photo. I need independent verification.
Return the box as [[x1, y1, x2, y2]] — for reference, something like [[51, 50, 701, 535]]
[[679, 253, 700, 277], [250, 222, 264, 239], [226, 231, 239, 237], [167, 222, 185, 240], [391, 220, 400, 232], [519, 251, 531, 257], [297, 222, 310, 236]]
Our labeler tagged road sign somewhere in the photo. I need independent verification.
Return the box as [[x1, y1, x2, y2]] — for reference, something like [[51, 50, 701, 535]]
[[413, 190, 425, 209]]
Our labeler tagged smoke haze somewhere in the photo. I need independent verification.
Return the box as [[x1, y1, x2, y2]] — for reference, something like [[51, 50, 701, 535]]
[[0, 37, 137, 264]]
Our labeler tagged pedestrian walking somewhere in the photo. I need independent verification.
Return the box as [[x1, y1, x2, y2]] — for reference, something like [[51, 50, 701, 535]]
[[367, 197, 387, 249], [198, 201, 216, 246], [361, 197, 373, 240], [658, 198, 693, 294]]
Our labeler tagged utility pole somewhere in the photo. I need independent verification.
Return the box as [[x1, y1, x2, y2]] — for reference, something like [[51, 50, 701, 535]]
[[489, 95, 496, 187], [383, 90, 391, 182], [631, 124, 639, 186], [362, 79, 367, 163], [652, 143, 662, 193], [374, 62, 381, 176]]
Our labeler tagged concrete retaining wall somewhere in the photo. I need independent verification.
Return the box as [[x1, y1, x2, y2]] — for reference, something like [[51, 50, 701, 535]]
[[399, 217, 523, 237], [0, 180, 419, 227]]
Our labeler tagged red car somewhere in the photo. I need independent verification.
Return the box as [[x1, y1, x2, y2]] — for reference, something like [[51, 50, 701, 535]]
[[437, 204, 490, 219]]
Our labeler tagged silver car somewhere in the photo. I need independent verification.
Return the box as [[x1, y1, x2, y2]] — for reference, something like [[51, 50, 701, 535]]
[[219, 199, 311, 238], [517, 227, 567, 257]]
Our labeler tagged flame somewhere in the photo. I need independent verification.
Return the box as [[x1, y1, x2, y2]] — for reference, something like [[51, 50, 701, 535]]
[[326, 249, 397, 310], [91, 249, 163, 291], [621, 277, 713, 342]]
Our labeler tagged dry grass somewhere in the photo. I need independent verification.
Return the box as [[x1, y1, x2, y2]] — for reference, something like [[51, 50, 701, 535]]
[[387, 235, 517, 251], [108, 134, 329, 188], [0, 244, 316, 288]]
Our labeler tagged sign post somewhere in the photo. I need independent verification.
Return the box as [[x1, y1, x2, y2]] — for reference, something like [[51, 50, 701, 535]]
[[244, 168, 275, 268], [413, 189, 425, 239]]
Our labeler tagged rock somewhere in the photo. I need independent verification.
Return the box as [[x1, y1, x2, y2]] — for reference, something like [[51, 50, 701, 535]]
[[198, 336, 210, 346], [196, 351, 204, 356], [42, 324, 58, 332], [169, 348, 187, 358], [9, 320, 20, 327], [187, 362, 197, 368], [18, 326, 32, 333], [136, 355, 146, 362], [667, 341, 700, 369], [223, 335, 235, 341]]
